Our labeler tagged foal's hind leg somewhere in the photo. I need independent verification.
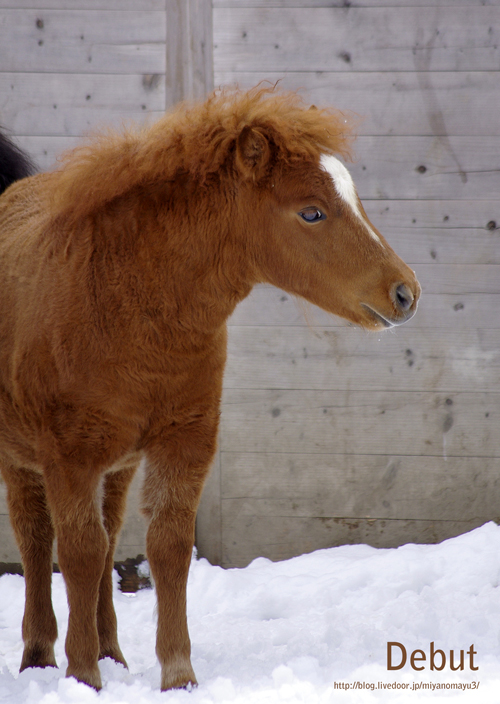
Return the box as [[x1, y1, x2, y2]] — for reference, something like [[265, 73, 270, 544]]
[[43, 468, 108, 690], [0, 465, 58, 671], [97, 465, 136, 666]]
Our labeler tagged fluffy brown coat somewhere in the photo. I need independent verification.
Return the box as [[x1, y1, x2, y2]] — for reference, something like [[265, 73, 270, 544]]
[[0, 87, 419, 690]]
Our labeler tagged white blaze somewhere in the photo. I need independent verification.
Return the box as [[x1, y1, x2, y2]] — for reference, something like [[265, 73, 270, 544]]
[[320, 154, 382, 245]]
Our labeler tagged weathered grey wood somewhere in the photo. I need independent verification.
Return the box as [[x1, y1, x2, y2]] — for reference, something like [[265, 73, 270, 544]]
[[0, 513, 23, 563], [13, 136, 83, 171], [222, 508, 492, 567], [221, 454, 500, 522], [363, 200, 500, 265], [213, 7, 500, 73], [166, 0, 214, 106], [364, 199, 500, 234], [0, 73, 165, 137], [113, 463, 147, 562], [0, 0, 164, 8], [195, 454, 223, 566], [214, 1, 494, 7], [220, 389, 499, 458], [210, 2, 500, 566], [1, 10, 166, 74], [213, 71, 500, 138], [224, 326, 500, 393], [412, 264, 500, 295], [349, 136, 500, 201], [221, 515, 490, 567]]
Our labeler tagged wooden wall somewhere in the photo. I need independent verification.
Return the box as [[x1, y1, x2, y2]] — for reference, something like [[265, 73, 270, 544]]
[[0, 1, 498, 569], [195, 0, 500, 566]]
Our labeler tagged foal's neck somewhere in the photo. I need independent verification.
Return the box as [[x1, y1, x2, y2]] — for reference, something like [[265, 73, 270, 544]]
[[89, 184, 254, 338]]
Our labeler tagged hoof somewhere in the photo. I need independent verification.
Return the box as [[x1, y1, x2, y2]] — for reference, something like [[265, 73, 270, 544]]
[[161, 658, 198, 691], [66, 665, 102, 691], [20, 643, 57, 672]]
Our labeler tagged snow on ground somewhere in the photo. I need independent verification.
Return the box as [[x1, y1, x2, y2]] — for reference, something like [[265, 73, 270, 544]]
[[1, 522, 500, 703]]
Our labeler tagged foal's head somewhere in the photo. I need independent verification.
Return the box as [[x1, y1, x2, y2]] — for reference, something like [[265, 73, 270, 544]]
[[231, 103, 420, 329]]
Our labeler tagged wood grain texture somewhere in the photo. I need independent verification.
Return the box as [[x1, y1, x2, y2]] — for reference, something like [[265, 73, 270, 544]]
[[213, 71, 500, 138], [209, 2, 500, 564], [220, 389, 499, 459], [224, 326, 500, 393], [0, 73, 165, 137], [220, 453, 500, 522], [348, 136, 500, 201], [213, 6, 500, 73], [220, 514, 491, 567], [195, 454, 223, 566], [214, 1, 494, 7], [0, 0, 164, 7], [166, 0, 214, 106], [1, 10, 166, 74]]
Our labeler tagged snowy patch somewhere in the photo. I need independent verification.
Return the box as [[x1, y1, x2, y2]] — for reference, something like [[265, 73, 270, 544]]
[[1, 523, 500, 702]]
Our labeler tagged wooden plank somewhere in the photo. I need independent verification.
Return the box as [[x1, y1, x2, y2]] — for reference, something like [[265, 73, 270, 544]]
[[0, 73, 165, 137], [220, 453, 500, 523], [0, 10, 166, 74], [220, 389, 500, 458], [166, 0, 214, 106], [212, 71, 500, 138], [224, 327, 500, 393], [364, 200, 500, 233], [363, 200, 500, 265], [349, 136, 500, 201], [14, 136, 89, 171], [196, 452, 223, 565], [0, 510, 21, 563], [0, 1, 164, 8], [213, 7, 500, 73], [214, 1, 494, 7], [220, 514, 488, 567], [229, 287, 500, 331], [413, 263, 500, 295], [114, 462, 147, 562]]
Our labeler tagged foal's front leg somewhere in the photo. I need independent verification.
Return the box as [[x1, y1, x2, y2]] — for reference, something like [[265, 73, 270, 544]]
[[142, 428, 216, 691]]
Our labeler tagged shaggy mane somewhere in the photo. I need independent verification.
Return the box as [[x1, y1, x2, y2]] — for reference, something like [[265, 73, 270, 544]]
[[43, 86, 356, 225]]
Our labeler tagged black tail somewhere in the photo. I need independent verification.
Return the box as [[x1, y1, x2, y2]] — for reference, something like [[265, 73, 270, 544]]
[[0, 129, 37, 197]]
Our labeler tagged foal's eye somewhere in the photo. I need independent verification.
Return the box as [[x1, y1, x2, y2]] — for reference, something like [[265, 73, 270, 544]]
[[298, 207, 326, 223]]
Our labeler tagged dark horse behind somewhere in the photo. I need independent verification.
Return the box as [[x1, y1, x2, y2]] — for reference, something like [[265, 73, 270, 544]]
[[0, 87, 420, 691], [0, 129, 36, 194]]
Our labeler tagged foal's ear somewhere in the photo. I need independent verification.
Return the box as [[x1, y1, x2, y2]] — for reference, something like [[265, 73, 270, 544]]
[[235, 126, 271, 181]]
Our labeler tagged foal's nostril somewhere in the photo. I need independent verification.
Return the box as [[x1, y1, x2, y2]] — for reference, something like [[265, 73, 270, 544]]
[[393, 283, 414, 312]]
